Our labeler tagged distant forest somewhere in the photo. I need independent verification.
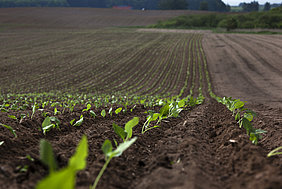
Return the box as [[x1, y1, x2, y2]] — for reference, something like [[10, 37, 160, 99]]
[[0, 0, 230, 12]]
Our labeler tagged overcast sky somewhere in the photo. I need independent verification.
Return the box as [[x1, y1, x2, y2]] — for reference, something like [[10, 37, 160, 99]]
[[222, 0, 281, 5]]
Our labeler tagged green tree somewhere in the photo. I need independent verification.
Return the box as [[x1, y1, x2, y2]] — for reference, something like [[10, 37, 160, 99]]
[[242, 1, 259, 12], [159, 0, 188, 10], [263, 2, 271, 11], [199, 1, 208, 10]]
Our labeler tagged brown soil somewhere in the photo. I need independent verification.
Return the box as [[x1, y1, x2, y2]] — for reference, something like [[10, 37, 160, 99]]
[[203, 33, 282, 108], [0, 8, 281, 189], [0, 8, 210, 30], [1, 100, 281, 189]]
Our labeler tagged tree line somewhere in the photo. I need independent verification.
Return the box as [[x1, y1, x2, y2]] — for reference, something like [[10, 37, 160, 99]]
[[0, 0, 230, 12], [151, 6, 282, 30]]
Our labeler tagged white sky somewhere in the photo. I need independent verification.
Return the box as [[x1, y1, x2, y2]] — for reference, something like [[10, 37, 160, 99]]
[[222, 0, 281, 6]]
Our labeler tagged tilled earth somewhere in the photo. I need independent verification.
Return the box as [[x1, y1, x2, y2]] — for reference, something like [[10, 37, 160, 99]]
[[0, 99, 281, 189]]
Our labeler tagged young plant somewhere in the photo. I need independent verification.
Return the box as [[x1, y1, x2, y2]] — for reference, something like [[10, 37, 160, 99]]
[[31, 103, 37, 119], [267, 146, 282, 157], [92, 137, 137, 189], [42, 116, 60, 135], [36, 135, 88, 189], [115, 107, 122, 115], [101, 109, 106, 117], [0, 123, 17, 137], [90, 110, 96, 118], [8, 114, 17, 120], [108, 107, 113, 117], [113, 117, 139, 142], [73, 115, 84, 127], [82, 104, 91, 112]]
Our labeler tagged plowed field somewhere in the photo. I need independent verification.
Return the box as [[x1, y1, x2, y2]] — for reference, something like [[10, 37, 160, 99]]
[[0, 8, 281, 189]]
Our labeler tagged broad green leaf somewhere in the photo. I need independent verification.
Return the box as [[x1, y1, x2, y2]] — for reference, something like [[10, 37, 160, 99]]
[[246, 109, 257, 117], [8, 115, 17, 120], [0, 141, 4, 146], [69, 135, 88, 171], [115, 107, 122, 115], [112, 137, 137, 157], [178, 99, 185, 108], [233, 101, 244, 109], [160, 104, 170, 117], [70, 119, 75, 126], [40, 139, 57, 173], [73, 116, 83, 127], [152, 113, 160, 121], [244, 112, 254, 122], [241, 118, 252, 135], [113, 123, 126, 141], [102, 139, 113, 156], [0, 123, 17, 138], [87, 104, 91, 110], [125, 117, 139, 140], [42, 117, 54, 135], [90, 110, 96, 118], [36, 167, 75, 189], [101, 109, 106, 117]]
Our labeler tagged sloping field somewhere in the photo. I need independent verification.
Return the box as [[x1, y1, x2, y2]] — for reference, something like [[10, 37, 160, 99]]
[[0, 28, 204, 98], [203, 33, 282, 108], [0, 8, 281, 189], [0, 7, 207, 30]]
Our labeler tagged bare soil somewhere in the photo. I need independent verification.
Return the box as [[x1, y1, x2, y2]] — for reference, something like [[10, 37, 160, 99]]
[[203, 33, 282, 108], [0, 8, 209, 30]]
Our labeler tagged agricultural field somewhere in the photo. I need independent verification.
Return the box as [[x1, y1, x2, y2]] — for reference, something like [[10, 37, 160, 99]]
[[0, 8, 281, 189]]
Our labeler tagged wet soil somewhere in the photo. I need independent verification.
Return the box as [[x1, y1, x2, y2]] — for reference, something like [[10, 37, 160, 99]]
[[0, 100, 281, 189]]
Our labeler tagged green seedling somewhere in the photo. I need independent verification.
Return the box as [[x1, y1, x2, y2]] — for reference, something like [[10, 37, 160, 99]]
[[92, 137, 137, 189], [90, 110, 96, 118], [113, 117, 139, 142], [82, 104, 91, 112], [8, 114, 17, 120], [42, 117, 60, 135], [26, 154, 34, 162], [0, 123, 17, 137], [70, 119, 75, 126], [0, 141, 4, 146], [37, 135, 88, 189], [73, 115, 84, 127], [130, 105, 136, 112], [16, 165, 29, 173], [109, 107, 113, 116], [217, 97, 265, 144], [54, 107, 61, 115], [267, 146, 282, 157], [115, 107, 122, 115], [101, 109, 106, 117], [31, 103, 37, 119], [19, 114, 26, 123]]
